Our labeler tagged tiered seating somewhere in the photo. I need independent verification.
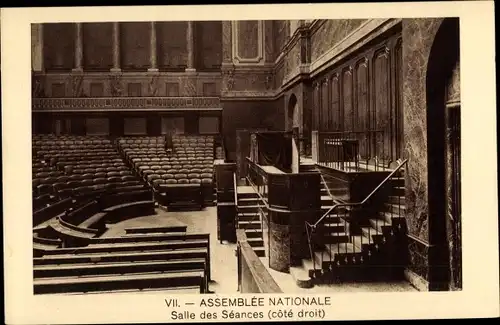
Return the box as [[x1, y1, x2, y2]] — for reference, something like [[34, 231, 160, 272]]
[[32, 135, 143, 200], [34, 225, 211, 294], [118, 135, 216, 208], [32, 157, 65, 210]]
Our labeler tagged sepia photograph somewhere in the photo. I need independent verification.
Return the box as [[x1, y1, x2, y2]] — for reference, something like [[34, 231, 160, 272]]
[[2, 2, 499, 323]]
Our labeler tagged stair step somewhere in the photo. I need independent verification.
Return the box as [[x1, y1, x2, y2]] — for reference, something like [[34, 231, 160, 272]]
[[238, 221, 261, 229], [237, 214, 261, 221], [237, 192, 259, 199], [380, 212, 406, 225], [238, 205, 260, 211], [361, 227, 385, 242], [253, 247, 266, 257], [369, 218, 393, 233], [245, 231, 263, 239], [238, 198, 261, 206], [387, 195, 406, 205], [351, 235, 373, 251], [320, 223, 345, 233], [385, 203, 406, 214], [390, 177, 405, 186], [391, 186, 405, 195], [314, 243, 363, 266], [318, 232, 350, 244], [246, 237, 264, 247]]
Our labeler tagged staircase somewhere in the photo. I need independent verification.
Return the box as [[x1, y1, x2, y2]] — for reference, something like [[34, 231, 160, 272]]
[[295, 160, 408, 287], [236, 188, 266, 257]]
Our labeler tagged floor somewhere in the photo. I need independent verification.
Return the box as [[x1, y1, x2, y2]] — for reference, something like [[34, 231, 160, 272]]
[[101, 206, 417, 294]]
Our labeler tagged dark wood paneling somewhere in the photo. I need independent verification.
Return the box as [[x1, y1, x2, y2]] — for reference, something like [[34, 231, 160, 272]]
[[321, 80, 329, 131], [196, 21, 222, 70], [310, 31, 403, 162], [157, 22, 188, 70], [330, 74, 341, 131], [82, 23, 113, 71], [342, 68, 354, 131], [120, 22, 150, 71], [222, 99, 284, 161], [43, 23, 75, 72]]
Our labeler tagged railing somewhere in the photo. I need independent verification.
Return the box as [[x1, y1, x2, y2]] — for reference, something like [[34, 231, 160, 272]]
[[233, 172, 239, 226], [245, 157, 270, 246], [317, 130, 389, 172], [305, 159, 407, 274], [236, 230, 282, 293]]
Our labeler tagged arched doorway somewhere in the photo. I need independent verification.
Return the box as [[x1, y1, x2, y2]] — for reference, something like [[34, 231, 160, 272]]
[[287, 94, 298, 131], [425, 18, 461, 290]]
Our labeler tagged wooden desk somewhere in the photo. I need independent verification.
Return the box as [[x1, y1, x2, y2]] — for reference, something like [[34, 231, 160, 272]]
[[159, 184, 203, 211]]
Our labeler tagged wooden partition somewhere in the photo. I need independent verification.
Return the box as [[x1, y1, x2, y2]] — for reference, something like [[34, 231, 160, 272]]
[[246, 158, 322, 272], [236, 230, 282, 293], [214, 161, 237, 243]]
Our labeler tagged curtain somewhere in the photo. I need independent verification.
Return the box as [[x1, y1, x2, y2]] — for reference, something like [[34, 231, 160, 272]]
[[256, 133, 292, 172]]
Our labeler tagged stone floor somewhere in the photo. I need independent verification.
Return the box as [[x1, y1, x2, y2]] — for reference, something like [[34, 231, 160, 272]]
[[102, 207, 416, 294]]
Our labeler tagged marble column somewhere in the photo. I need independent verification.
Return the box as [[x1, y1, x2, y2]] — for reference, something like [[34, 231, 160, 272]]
[[72, 23, 83, 72], [186, 21, 196, 72], [32, 23, 44, 72], [110, 22, 121, 72], [148, 22, 159, 72]]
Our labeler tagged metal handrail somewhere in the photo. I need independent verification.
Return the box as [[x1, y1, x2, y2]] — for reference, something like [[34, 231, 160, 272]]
[[306, 158, 408, 229], [233, 172, 238, 206]]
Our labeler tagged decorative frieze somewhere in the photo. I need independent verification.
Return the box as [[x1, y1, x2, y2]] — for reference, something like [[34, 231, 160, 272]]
[[32, 96, 221, 112]]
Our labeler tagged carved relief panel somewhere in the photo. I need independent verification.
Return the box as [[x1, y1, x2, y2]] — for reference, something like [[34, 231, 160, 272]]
[[231, 21, 265, 65]]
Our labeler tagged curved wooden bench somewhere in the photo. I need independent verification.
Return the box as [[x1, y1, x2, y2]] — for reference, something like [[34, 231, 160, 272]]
[[33, 198, 73, 227], [33, 233, 62, 246], [100, 200, 155, 225], [64, 200, 100, 226], [125, 225, 187, 234], [59, 215, 100, 235], [34, 270, 206, 295], [33, 233, 62, 257], [34, 236, 209, 256], [47, 218, 97, 247]]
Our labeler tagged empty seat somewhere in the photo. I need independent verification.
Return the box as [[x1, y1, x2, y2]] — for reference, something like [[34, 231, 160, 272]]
[[174, 173, 187, 180], [188, 173, 201, 179], [165, 179, 177, 184], [161, 173, 175, 180]]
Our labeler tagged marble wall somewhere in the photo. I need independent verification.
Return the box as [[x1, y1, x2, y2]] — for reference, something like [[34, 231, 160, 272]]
[[401, 18, 444, 242], [310, 19, 366, 63]]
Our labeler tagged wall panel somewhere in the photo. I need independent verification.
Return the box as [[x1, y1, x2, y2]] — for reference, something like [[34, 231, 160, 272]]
[[120, 22, 150, 71], [43, 23, 75, 71], [157, 22, 188, 70], [124, 117, 147, 135], [82, 23, 113, 71]]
